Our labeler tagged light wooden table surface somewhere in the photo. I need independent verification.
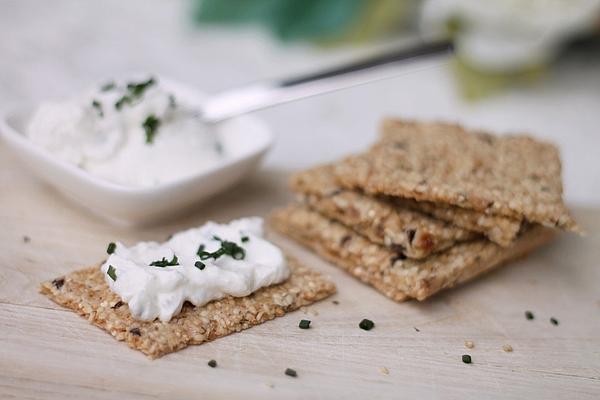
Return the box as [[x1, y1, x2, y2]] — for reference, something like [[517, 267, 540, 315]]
[[1, 144, 599, 400]]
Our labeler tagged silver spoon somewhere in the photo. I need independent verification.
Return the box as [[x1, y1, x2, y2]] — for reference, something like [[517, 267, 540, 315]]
[[197, 40, 452, 124]]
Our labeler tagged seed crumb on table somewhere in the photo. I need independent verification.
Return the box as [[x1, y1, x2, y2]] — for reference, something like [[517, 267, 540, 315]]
[[464, 340, 475, 349], [503, 344, 513, 352]]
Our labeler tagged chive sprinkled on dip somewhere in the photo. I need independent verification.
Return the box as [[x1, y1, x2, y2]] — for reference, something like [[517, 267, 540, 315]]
[[299, 319, 311, 329], [101, 81, 116, 91], [100, 217, 289, 322], [107, 265, 117, 281], [284, 368, 297, 378], [241, 236, 250, 243], [91, 99, 103, 117], [208, 359, 217, 368], [150, 255, 179, 267], [107, 242, 116, 254], [462, 354, 472, 364], [142, 114, 161, 144], [525, 311, 535, 320], [26, 75, 225, 188], [359, 319, 375, 331]]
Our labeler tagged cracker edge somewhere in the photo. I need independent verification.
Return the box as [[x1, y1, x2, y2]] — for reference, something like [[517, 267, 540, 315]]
[[39, 256, 336, 359], [270, 204, 556, 301]]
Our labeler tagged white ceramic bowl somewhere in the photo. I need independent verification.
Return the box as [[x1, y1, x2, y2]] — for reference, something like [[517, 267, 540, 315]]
[[0, 79, 273, 226]]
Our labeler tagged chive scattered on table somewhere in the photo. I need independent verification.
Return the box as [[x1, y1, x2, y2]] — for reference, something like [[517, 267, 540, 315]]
[[299, 319, 311, 329], [208, 359, 217, 368], [359, 319, 375, 331], [462, 354, 472, 364], [284, 368, 297, 378], [107, 242, 116, 254], [550, 317, 559, 326], [525, 310, 534, 320]]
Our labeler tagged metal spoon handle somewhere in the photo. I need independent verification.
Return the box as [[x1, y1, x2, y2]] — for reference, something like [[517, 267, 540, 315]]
[[200, 40, 452, 123]]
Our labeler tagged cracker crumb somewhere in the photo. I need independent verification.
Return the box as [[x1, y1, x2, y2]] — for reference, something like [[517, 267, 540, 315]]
[[464, 340, 475, 349], [503, 344, 513, 352], [379, 366, 389, 375]]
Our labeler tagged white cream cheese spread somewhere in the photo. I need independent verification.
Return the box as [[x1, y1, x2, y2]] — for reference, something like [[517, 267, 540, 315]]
[[26, 76, 223, 187], [101, 217, 289, 322]]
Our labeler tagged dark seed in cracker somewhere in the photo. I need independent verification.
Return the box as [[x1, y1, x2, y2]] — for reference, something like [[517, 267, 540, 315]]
[[111, 300, 123, 309], [52, 278, 65, 290], [130, 327, 141, 336]]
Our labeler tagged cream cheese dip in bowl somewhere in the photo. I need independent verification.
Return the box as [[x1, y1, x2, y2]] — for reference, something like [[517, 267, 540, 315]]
[[0, 76, 273, 225]]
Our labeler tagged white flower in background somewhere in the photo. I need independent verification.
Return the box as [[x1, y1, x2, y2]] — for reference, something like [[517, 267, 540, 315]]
[[421, 0, 600, 71]]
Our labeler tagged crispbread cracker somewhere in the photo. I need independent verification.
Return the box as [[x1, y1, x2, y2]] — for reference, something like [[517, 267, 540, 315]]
[[333, 119, 579, 232], [393, 197, 521, 247], [270, 205, 555, 301], [291, 164, 476, 258], [40, 256, 335, 359]]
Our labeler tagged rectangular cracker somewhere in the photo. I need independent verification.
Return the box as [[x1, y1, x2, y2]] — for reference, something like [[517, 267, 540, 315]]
[[333, 119, 579, 232], [392, 197, 521, 247], [40, 256, 335, 359], [291, 164, 477, 258], [270, 204, 556, 301]]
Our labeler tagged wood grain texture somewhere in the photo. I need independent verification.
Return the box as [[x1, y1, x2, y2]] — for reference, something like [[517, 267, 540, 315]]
[[1, 144, 599, 399]]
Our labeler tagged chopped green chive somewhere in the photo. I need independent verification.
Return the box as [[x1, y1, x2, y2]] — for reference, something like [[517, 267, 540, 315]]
[[194, 261, 206, 270], [114, 77, 156, 110], [241, 236, 249, 243], [284, 368, 297, 378], [107, 265, 117, 281], [525, 311, 534, 320], [550, 317, 559, 326], [142, 114, 161, 144], [462, 354, 472, 364], [106, 242, 116, 254], [299, 319, 311, 329], [150, 255, 179, 267], [208, 359, 217, 368], [359, 319, 375, 331], [127, 77, 156, 97], [101, 81, 116, 91], [91, 99, 103, 117], [198, 237, 246, 261]]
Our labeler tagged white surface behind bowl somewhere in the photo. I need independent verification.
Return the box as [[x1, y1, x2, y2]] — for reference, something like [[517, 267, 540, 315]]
[[0, 80, 273, 226]]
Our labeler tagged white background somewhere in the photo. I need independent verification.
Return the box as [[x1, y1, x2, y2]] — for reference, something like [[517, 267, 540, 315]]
[[1, 0, 598, 205]]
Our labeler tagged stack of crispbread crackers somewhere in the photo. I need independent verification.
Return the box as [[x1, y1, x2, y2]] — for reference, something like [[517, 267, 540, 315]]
[[271, 119, 580, 301]]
